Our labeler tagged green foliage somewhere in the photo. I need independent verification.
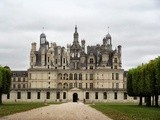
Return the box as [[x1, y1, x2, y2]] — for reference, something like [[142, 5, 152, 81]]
[[127, 57, 160, 106], [0, 66, 12, 104], [91, 103, 160, 120]]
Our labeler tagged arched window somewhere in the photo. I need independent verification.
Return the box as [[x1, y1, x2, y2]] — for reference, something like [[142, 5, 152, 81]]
[[79, 73, 82, 80], [74, 73, 77, 80], [63, 83, 68, 88], [57, 83, 62, 89], [69, 73, 73, 80], [90, 66, 93, 69], [58, 73, 62, 80], [64, 73, 68, 80]]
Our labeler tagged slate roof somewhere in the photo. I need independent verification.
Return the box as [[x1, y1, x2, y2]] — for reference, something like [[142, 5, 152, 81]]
[[12, 71, 28, 77]]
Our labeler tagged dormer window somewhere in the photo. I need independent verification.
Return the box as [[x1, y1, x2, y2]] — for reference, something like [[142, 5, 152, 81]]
[[90, 58, 93, 64], [114, 58, 117, 63]]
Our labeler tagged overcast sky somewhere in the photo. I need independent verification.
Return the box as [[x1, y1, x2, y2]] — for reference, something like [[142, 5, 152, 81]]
[[0, 0, 160, 70]]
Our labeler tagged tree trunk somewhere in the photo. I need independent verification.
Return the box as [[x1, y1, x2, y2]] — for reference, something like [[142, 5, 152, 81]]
[[139, 96, 142, 106], [146, 96, 151, 107], [155, 94, 159, 107], [152, 95, 154, 106], [0, 93, 2, 105]]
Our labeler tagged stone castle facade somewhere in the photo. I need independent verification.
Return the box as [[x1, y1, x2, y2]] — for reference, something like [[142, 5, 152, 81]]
[[3, 26, 138, 102]]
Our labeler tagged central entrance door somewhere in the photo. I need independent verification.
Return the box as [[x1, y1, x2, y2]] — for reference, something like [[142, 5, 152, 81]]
[[73, 93, 78, 102]]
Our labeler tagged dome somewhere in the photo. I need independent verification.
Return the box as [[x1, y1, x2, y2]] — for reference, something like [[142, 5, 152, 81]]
[[40, 33, 46, 38], [49, 47, 54, 52], [106, 33, 111, 39]]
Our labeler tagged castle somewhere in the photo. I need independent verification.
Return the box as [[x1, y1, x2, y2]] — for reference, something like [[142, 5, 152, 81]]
[[3, 26, 137, 102]]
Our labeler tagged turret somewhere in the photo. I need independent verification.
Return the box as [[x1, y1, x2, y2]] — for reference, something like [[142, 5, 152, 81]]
[[31, 42, 36, 51], [74, 25, 78, 41], [81, 39, 85, 52], [118, 45, 122, 55]]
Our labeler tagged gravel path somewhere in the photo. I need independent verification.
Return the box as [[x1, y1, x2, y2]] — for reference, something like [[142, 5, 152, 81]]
[[1, 102, 112, 120]]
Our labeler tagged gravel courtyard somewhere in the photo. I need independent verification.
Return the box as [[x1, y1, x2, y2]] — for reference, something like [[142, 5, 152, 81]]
[[1, 102, 112, 120]]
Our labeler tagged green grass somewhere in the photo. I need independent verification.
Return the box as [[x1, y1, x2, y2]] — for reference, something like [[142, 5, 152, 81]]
[[91, 103, 160, 120], [0, 102, 46, 117]]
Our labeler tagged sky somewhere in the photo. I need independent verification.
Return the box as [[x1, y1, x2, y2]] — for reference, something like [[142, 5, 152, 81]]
[[0, 0, 160, 70]]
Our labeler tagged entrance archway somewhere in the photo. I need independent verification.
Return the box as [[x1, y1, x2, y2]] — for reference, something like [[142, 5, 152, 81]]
[[73, 93, 78, 102]]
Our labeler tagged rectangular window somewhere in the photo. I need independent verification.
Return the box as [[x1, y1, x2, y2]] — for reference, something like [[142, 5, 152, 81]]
[[116, 73, 119, 80], [112, 73, 114, 80], [46, 92, 50, 99], [37, 92, 41, 99], [90, 74, 93, 80], [7, 93, 10, 99], [63, 92, 66, 99], [86, 83, 88, 88], [116, 83, 119, 89], [86, 92, 89, 99], [13, 77, 16, 82], [57, 92, 60, 99], [27, 92, 31, 99], [17, 92, 21, 99], [103, 92, 107, 99], [112, 83, 114, 88], [69, 83, 73, 88], [13, 84, 16, 88], [74, 83, 77, 87], [56, 59, 57, 64], [86, 74, 88, 80], [63, 66, 65, 70], [23, 84, 25, 88], [23, 77, 25, 82], [79, 83, 82, 88], [124, 92, 127, 100], [90, 58, 93, 63], [114, 58, 117, 63], [18, 77, 21, 82], [95, 92, 98, 99], [114, 92, 117, 100], [90, 83, 93, 89], [114, 66, 117, 69]]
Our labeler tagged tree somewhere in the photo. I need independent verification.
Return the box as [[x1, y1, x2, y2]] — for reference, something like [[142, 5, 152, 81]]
[[155, 57, 160, 107], [0, 66, 11, 105]]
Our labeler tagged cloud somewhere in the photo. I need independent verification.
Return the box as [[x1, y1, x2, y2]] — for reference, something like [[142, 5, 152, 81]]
[[0, 0, 160, 70]]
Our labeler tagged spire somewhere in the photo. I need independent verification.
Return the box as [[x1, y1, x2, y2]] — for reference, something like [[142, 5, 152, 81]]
[[108, 26, 109, 33], [42, 27, 45, 33], [73, 25, 79, 42], [106, 26, 111, 39], [75, 25, 77, 33]]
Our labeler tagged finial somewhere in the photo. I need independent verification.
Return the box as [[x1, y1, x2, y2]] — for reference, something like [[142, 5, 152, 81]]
[[75, 25, 77, 32], [108, 26, 110, 33], [42, 27, 44, 33]]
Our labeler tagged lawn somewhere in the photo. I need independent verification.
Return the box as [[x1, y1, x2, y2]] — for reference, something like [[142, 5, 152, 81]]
[[91, 103, 160, 120], [0, 102, 46, 117]]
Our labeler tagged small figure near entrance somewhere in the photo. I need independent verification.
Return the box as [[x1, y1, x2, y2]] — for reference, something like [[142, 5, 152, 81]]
[[77, 98, 79, 103], [83, 99, 86, 104]]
